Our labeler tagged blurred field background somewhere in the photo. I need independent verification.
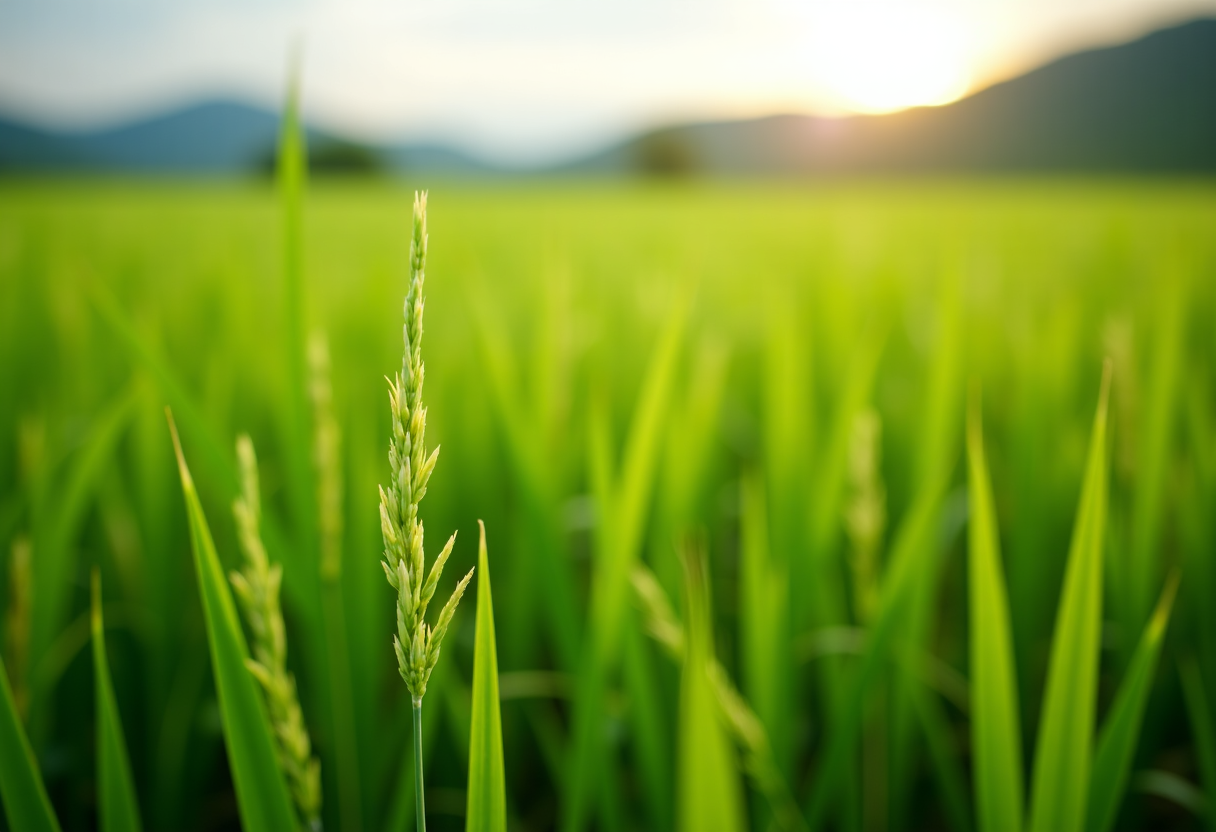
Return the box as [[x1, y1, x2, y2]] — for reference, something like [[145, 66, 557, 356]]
[[0, 177, 1214, 830]]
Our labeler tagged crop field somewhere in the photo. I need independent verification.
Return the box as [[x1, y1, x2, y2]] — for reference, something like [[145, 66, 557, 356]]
[[1, 174, 1215, 832]]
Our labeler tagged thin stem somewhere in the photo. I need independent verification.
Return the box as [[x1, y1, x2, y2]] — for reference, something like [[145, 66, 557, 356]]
[[413, 697, 426, 832], [322, 580, 363, 832]]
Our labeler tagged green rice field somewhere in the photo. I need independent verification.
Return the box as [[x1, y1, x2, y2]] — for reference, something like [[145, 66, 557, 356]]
[[1, 177, 1215, 831]]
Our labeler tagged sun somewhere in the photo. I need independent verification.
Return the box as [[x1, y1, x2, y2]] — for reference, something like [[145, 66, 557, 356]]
[[808, 3, 972, 115]]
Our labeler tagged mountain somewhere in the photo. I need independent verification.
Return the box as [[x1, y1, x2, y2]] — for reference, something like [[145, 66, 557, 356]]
[[571, 18, 1216, 174], [0, 99, 491, 175], [2, 18, 1215, 175], [0, 101, 280, 171]]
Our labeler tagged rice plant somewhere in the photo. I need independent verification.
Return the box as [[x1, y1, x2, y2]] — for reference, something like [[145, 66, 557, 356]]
[[379, 191, 473, 832], [2, 162, 1215, 832], [230, 435, 322, 830]]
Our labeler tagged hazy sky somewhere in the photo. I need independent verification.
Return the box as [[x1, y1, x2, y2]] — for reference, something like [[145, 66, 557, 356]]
[[1, 0, 1214, 162]]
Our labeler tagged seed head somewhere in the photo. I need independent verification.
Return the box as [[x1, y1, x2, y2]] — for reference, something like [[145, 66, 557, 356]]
[[379, 191, 471, 703]]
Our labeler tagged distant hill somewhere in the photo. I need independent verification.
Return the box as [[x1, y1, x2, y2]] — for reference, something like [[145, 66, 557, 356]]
[[570, 17, 1216, 174], [0, 99, 492, 175], [2, 18, 1215, 175], [0, 101, 281, 171]]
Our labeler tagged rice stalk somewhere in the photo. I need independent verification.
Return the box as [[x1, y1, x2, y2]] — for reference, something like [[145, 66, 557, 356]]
[[309, 330, 365, 832], [844, 409, 884, 625], [4, 535, 31, 721], [310, 332, 343, 583], [379, 191, 473, 832], [842, 408, 887, 832], [91, 569, 143, 832], [633, 563, 807, 832], [230, 434, 322, 830], [0, 648, 59, 832]]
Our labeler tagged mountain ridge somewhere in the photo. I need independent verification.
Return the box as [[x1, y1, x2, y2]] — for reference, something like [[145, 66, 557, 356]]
[[2, 18, 1214, 175]]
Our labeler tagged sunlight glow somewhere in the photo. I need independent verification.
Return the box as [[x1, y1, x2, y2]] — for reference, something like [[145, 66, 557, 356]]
[[809, 3, 973, 114]]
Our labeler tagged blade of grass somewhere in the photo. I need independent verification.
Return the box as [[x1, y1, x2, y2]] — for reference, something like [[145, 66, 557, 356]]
[[91, 569, 143, 832], [1180, 657, 1216, 832], [633, 562, 807, 832], [889, 279, 962, 824], [467, 521, 507, 832], [0, 651, 60, 832], [740, 474, 790, 832], [91, 290, 237, 494], [167, 410, 299, 832], [93, 291, 315, 637], [276, 52, 319, 576], [28, 386, 137, 727], [622, 611, 672, 831], [470, 291, 580, 671], [678, 542, 746, 832], [910, 681, 972, 832], [1126, 281, 1183, 639], [803, 329, 885, 832], [1027, 363, 1112, 832], [310, 332, 364, 832], [565, 298, 685, 832], [804, 491, 940, 831], [1087, 569, 1180, 832], [967, 388, 1025, 832]]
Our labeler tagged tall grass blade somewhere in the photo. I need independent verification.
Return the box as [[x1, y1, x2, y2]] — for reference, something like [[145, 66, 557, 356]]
[[277, 51, 318, 571], [565, 299, 685, 832], [1087, 569, 1179, 832], [739, 473, 790, 832], [1027, 363, 1112, 832], [1180, 658, 1216, 832], [470, 291, 580, 670], [910, 681, 973, 832], [1126, 282, 1183, 636], [92, 291, 237, 492], [29, 387, 136, 721], [966, 389, 1025, 832], [622, 614, 672, 830], [678, 542, 746, 832], [805, 492, 939, 831], [310, 332, 365, 832], [889, 279, 962, 824], [91, 569, 143, 832], [467, 521, 507, 832], [167, 410, 300, 832], [0, 651, 60, 832]]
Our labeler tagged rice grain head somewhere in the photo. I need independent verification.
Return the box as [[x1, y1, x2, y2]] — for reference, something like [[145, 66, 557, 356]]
[[309, 330, 343, 582], [230, 435, 322, 831], [844, 408, 885, 623], [380, 191, 473, 705]]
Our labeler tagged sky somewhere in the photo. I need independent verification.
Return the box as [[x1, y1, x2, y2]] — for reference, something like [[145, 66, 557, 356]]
[[1, 0, 1214, 163]]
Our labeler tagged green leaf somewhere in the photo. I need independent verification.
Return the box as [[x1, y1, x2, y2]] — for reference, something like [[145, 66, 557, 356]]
[[967, 391, 1025, 832], [739, 473, 791, 822], [466, 521, 507, 832], [805, 491, 940, 831], [29, 387, 136, 712], [1027, 364, 1112, 832], [276, 45, 319, 597], [167, 411, 300, 832], [1126, 282, 1183, 636], [1087, 569, 1180, 832], [910, 681, 973, 832], [91, 569, 143, 832], [0, 651, 60, 832], [469, 289, 581, 672], [678, 543, 746, 832], [1180, 658, 1216, 832], [565, 299, 685, 832]]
